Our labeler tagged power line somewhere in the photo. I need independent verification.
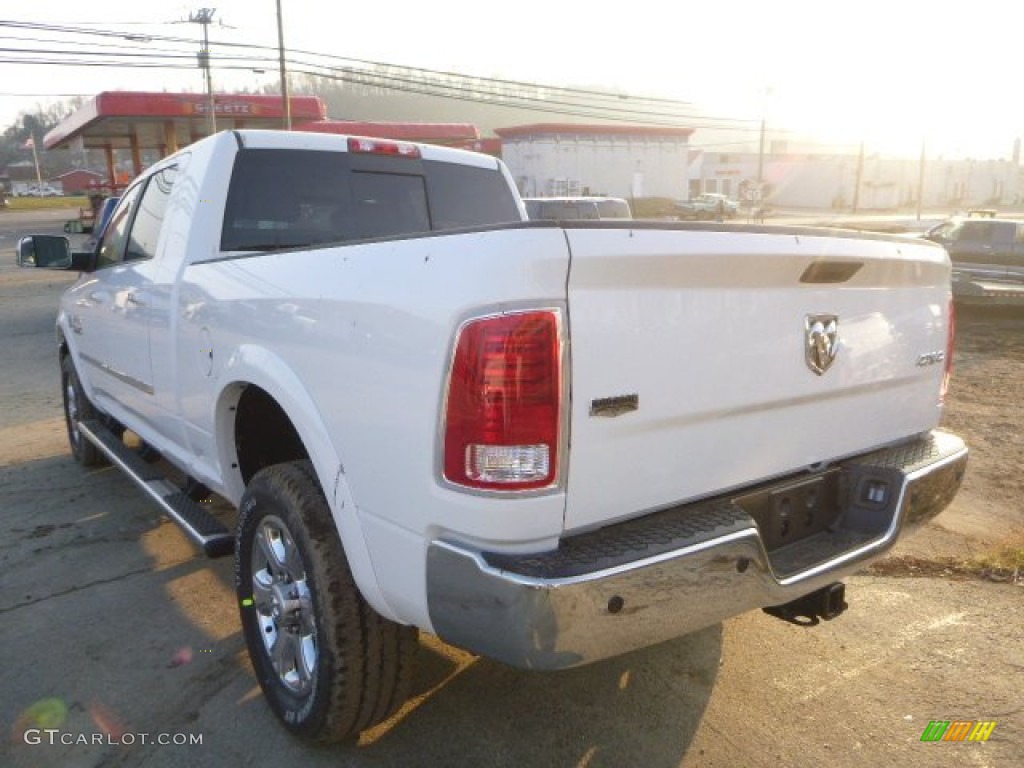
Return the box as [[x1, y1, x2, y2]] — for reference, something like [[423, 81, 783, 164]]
[[0, 33, 172, 52], [0, 19, 790, 133], [0, 57, 197, 69], [2, 19, 692, 107], [0, 20, 730, 119], [5, 52, 760, 131]]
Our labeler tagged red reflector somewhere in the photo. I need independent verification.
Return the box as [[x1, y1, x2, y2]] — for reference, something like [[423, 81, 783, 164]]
[[347, 136, 421, 158], [444, 311, 561, 491]]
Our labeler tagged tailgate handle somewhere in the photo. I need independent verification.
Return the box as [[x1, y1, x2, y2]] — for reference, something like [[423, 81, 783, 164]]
[[800, 261, 863, 284]]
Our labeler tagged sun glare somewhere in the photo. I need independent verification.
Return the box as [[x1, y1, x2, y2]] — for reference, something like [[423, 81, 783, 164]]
[[3, 0, 1020, 163]]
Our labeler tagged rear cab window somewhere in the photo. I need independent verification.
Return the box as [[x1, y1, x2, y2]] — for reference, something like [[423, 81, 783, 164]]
[[220, 148, 522, 252], [594, 199, 631, 219], [523, 197, 630, 221], [542, 202, 599, 220], [525, 200, 599, 220]]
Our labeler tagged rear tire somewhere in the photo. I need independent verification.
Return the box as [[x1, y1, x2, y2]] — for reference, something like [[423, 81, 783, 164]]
[[236, 461, 417, 743], [61, 355, 103, 467]]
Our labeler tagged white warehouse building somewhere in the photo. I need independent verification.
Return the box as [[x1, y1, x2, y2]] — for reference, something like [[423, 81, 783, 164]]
[[692, 151, 1024, 210], [496, 123, 694, 200]]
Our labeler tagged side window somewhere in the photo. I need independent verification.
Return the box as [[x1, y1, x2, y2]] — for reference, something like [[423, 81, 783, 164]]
[[930, 221, 960, 242], [95, 184, 143, 269], [424, 160, 522, 230], [125, 166, 177, 261], [990, 222, 1015, 246], [959, 222, 995, 243], [222, 149, 354, 251]]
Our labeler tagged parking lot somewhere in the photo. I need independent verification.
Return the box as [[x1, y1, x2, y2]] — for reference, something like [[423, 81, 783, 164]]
[[1, 208, 1020, 767]]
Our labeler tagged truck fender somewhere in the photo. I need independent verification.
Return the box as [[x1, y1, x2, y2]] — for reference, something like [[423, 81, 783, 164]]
[[214, 344, 399, 622], [56, 312, 99, 406]]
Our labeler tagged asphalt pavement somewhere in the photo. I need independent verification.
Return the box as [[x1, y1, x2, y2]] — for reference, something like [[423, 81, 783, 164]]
[[1, 207, 1019, 768]]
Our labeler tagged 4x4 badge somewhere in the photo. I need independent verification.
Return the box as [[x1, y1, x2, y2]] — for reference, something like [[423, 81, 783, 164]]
[[805, 314, 839, 375]]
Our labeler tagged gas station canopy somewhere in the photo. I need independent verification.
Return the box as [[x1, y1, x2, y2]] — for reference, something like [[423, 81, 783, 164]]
[[44, 91, 327, 182], [41, 91, 500, 193]]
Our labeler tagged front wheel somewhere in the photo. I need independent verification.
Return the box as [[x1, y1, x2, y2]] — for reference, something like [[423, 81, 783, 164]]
[[236, 461, 417, 743], [61, 355, 103, 466]]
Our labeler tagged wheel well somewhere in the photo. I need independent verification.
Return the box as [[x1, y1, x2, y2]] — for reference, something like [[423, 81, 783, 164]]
[[234, 385, 309, 485]]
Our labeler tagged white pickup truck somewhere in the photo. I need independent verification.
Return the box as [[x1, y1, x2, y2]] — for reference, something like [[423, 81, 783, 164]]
[[19, 130, 967, 743]]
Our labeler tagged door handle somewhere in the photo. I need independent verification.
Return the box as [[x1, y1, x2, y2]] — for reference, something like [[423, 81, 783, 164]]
[[126, 293, 147, 307]]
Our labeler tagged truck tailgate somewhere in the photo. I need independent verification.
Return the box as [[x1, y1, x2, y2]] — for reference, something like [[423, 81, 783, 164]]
[[563, 226, 952, 533]]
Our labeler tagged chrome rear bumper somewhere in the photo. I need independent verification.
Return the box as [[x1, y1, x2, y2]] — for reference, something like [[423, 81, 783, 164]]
[[426, 430, 967, 669]]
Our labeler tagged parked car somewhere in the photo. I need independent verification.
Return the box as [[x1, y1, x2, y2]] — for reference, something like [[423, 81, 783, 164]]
[[674, 193, 739, 220], [923, 216, 1024, 304], [523, 196, 632, 221], [17, 184, 61, 197], [579, 196, 632, 219]]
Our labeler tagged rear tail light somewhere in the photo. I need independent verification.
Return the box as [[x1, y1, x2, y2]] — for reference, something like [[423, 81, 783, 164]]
[[941, 297, 955, 404], [443, 311, 562, 491], [347, 136, 421, 158]]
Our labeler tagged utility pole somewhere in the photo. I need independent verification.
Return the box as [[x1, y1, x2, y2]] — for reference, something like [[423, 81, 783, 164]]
[[756, 115, 765, 187], [276, 0, 291, 130], [756, 87, 772, 200], [189, 8, 218, 135], [27, 134, 43, 190], [852, 141, 864, 213], [916, 139, 926, 221]]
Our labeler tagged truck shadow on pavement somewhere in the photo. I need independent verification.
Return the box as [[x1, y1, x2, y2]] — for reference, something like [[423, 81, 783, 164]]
[[357, 627, 722, 767], [1, 451, 721, 768]]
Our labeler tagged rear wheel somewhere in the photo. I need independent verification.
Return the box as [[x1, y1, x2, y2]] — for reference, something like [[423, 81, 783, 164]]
[[61, 355, 103, 467], [236, 461, 417, 742]]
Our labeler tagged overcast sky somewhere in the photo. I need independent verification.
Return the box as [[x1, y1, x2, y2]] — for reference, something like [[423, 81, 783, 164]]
[[2, 1, 1022, 159]]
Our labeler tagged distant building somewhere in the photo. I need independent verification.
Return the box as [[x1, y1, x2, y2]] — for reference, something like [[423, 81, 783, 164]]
[[49, 169, 105, 195], [496, 124, 694, 199], [459, 138, 502, 157], [4, 161, 41, 195], [692, 152, 1024, 210]]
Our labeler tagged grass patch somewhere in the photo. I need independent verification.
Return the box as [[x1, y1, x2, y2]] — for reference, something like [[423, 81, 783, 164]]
[[971, 539, 1024, 579], [4, 196, 87, 211], [869, 534, 1024, 584]]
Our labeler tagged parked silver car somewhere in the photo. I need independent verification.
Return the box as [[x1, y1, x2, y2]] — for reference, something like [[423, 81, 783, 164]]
[[674, 193, 739, 220]]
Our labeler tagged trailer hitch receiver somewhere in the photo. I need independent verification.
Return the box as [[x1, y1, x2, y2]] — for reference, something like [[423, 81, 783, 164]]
[[763, 582, 847, 626]]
